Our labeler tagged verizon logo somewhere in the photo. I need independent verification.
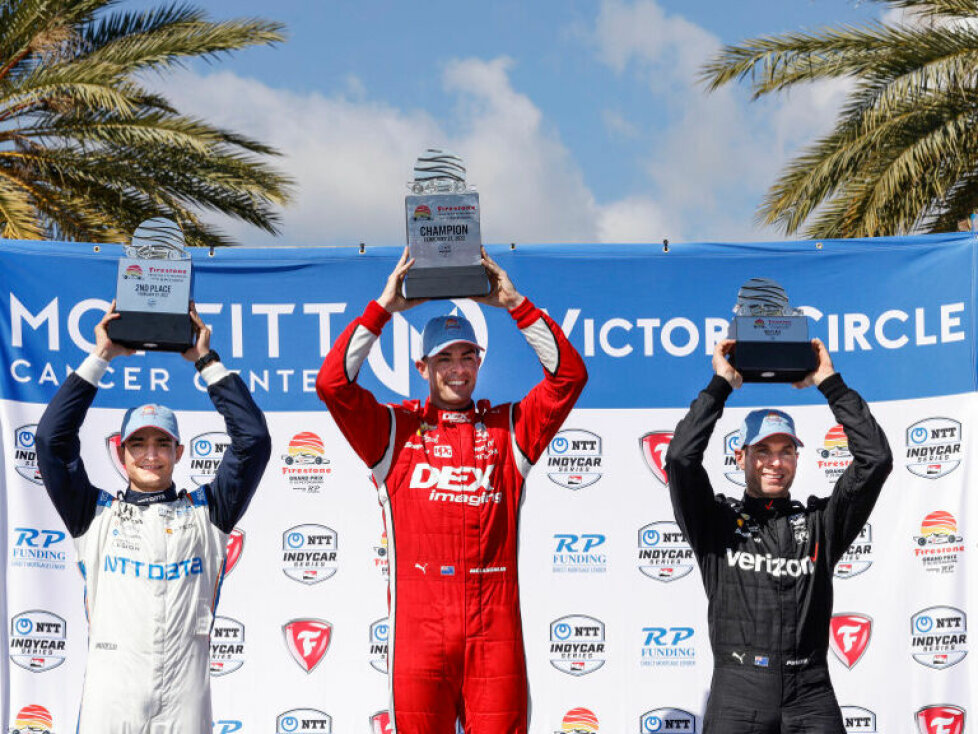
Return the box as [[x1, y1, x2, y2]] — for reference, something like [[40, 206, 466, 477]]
[[726, 547, 816, 578]]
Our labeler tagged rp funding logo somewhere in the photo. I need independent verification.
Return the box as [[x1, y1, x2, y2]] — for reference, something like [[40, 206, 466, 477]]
[[640, 626, 696, 668], [553, 533, 607, 574]]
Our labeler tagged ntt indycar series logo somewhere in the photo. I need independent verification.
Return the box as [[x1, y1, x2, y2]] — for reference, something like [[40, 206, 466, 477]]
[[281, 432, 331, 493], [189, 431, 231, 486], [911, 606, 967, 669], [546, 430, 603, 489], [722, 430, 745, 486], [841, 706, 877, 733], [368, 618, 389, 673], [209, 616, 245, 676], [640, 626, 696, 668], [638, 522, 693, 582], [818, 424, 852, 481], [914, 511, 964, 574], [641, 708, 697, 732], [835, 524, 873, 579], [550, 615, 606, 676], [282, 525, 338, 584], [276, 709, 332, 733], [13, 424, 42, 484], [916, 705, 965, 734], [9, 610, 66, 672], [553, 533, 607, 574], [906, 418, 962, 479]]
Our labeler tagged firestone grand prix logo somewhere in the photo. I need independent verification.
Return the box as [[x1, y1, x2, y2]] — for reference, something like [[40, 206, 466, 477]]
[[914, 511, 965, 574], [189, 431, 231, 486], [13, 424, 43, 484], [818, 424, 853, 481], [9, 610, 66, 672], [10, 704, 55, 733], [282, 525, 338, 584], [276, 709, 332, 734], [637, 522, 694, 582], [640, 708, 697, 732], [554, 707, 599, 733], [830, 613, 872, 669], [283, 619, 332, 673], [209, 616, 245, 676], [835, 524, 873, 579], [840, 706, 877, 733], [281, 432, 331, 493], [546, 429, 603, 489], [639, 431, 672, 486], [549, 615, 607, 676], [906, 418, 962, 479], [911, 606, 967, 669], [916, 705, 965, 734]]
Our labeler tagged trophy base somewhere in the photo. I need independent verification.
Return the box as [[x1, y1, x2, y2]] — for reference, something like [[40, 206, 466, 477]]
[[106, 311, 194, 352], [731, 340, 817, 383], [402, 265, 491, 300]]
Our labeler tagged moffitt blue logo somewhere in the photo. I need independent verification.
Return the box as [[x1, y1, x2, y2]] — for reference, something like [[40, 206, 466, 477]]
[[640, 626, 696, 668], [553, 533, 607, 574], [12, 528, 67, 570]]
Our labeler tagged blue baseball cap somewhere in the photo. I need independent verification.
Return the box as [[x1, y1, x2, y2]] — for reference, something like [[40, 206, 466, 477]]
[[422, 314, 484, 359], [120, 403, 180, 444], [739, 409, 803, 448]]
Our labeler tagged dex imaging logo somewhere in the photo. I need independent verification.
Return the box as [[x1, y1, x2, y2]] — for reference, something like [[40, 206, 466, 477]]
[[554, 707, 599, 733], [549, 615, 606, 676], [546, 429, 603, 489], [280, 432, 331, 493], [283, 619, 332, 673], [722, 430, 745, 486], [639, 431, 672, 486], [553, 533, 607, 574], [910, 606, 967, 669], [13, 424, 42, 484], [282, 525, 338, 584], [276, 709, 332, 733], [209, 616, 245, 676], [640, 626, 696, 668], [830, 613, 872, 669], [817, 424, 852, 481], [835, 524, 873, 579], [368, 618, 389, 673], [913, 511, 964, 574], [906, 418, 962, 479], [637, 522, 694, 582], [916, 706, 965, 734], [841, 706, 877, 733], [640, 708, 697, 732], [189, 431, 231, 486], [9, 611, 66, 672], [11, 528, 67, 571]]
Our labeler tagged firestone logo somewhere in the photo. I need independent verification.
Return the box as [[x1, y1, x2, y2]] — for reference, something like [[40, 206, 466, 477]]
[[224, 528, 244, 576], [283, 619, 332, 673], [276, 709, 332, 733], [282, 524, 338, 584], [906, 418, 962, 479], [911, 606, 967, 669], [189, 431, 231, 486], [916, 705, 965, 734], [641, 708, 697, 732], [13, 424, 43, 484], [546, 429, 603, 489], [639, 431, 672, 486], [9, 610, 66, 672], [830, 613, 872, 669], [549, 615, 606, 676], [840, 706, 877, 733], [209, 616, 245, 676], [835, 524, 873, 579], [370, 711, 393, 734], [637, 522, 694, 582]]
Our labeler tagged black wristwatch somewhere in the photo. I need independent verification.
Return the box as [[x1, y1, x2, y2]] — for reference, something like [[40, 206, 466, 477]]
[[194, 351, 221, 372]]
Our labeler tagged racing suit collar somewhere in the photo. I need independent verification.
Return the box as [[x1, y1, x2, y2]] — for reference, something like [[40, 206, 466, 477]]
[[421, 399, 478, 426], [742, 493, 794, 515], [123, 484, 179, 505]]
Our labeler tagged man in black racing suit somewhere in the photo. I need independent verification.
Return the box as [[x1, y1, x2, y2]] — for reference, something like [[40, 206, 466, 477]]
[[665, 338, 892, 734]]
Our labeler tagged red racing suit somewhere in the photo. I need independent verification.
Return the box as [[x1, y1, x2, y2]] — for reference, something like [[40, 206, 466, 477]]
[[317, 299, 586, 734]]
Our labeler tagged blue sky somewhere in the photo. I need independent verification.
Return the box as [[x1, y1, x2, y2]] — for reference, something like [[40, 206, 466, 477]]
[[136, 0, 892, 246]]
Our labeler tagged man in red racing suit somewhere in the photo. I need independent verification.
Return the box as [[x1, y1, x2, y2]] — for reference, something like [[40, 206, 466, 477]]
[[317, 248, 587, 734]]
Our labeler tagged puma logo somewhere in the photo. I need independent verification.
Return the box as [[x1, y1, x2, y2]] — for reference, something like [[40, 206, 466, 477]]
[[415, 563, 428, 574], [731, 651, 745, 665]]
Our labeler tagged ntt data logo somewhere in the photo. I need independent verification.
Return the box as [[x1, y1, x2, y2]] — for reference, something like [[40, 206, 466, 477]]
[[835, 524, 873, 579], [546, 429, 603, 489], [722, 430, 745, 486], [13, 424, 42, 484], [637, 522, 694, 582], [911, 606, 967, 669], [189, 431, 231, 486], [9, 610, 66, 672], [555, 707, 599, 733], [549, 615, 606, 676], [209, 616, 245, 676], [282, 525, 338, 584], [640, 708, 697, 732], [368, 618, 389, 674], [841, 706, 877, 733], [640, 626, 696, 668], [906, 418, 962, 479], [276, 709, 332, 733]]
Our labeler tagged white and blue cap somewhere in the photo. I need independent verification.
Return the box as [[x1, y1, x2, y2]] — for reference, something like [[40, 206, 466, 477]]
[[739, 409, 803, 448], [120, 403, 181, 444], [422, 314, 484, 359]]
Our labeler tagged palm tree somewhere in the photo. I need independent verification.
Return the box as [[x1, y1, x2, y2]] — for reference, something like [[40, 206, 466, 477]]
[[702, 0, 978, 238], [0, 0, 292, 246]]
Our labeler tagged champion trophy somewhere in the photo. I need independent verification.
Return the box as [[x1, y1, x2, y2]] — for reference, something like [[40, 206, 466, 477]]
[[106, 217, 195, 351], [402, 149, 490, 299], [727, 278, 816, 382]]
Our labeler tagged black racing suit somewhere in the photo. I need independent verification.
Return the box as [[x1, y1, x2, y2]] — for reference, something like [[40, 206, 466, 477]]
[[665, 373, 892, 734]]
